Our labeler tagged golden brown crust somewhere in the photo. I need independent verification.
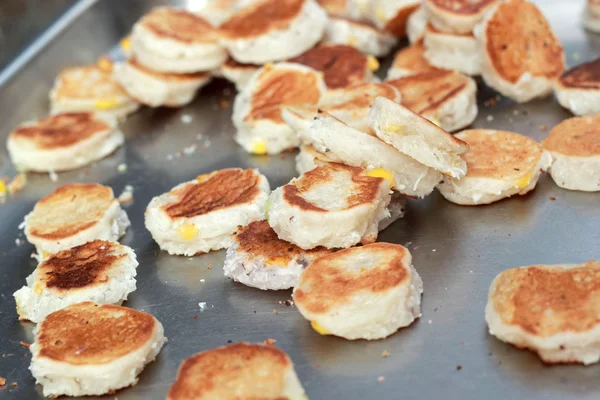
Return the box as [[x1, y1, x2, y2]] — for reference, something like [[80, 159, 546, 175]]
[[317, 0, 348, 14], [558, 58, 600, 89], [383, 4, 420, 37], [37, 303, 156, 365], [282, 162, 384, 212], [247, 65, 322, 123], [541, 116, 600, 157], [325, 83, 399, 111], [294, 243, 410, 314], [490, 262, 600, 337], [484, 0, 564, 83], [233, 220, 331, 263], [128, 58, 210, 81], [36, 241, 127, 292], [288, 45, 368, 89], [220, 0, 304, 39], [390, 41, 439, 75], [53, 66, 128, 100], [387, 70, 469, 114], [425, 23, 474, 37], [428, 0, 498, 15], [165, 169, 262, 218], [458, 130, 542, 180], [140, 8, 218, 43], [167, 343, 291, 400], [11, 113, 111, 150], [223, 57, 261, 71], [28, 184, 115, 240]]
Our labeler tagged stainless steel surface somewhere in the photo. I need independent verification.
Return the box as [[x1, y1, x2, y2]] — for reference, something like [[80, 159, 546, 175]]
[[1, 1, 600, 399]]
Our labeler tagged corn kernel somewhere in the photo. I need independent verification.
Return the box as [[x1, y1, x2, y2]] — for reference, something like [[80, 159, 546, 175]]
[[177, 224, 199, 240], [514, 171, 533, 189], [42, 251, 49, 259], [250, 140, 268, 155], [95, 98, 120, 110], [311, 320, 330, 335], [265, 257, 290, 267], [97, 56, 113, 72], [34, 284, 43, 294], [348, 36, 358, 46], [120, 36, 132, 52], [385, 123, 404, 133], [0, 180, 6, 197], [376, 6, 386, 22], [366, 168, 395, 187], [367, 56, 380, 72], [196, 173, 211, 184]]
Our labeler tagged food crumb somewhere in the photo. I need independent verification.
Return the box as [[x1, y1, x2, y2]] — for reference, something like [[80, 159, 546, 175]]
[[180, 114, 193, 124], [11, 382, 17, 387], [428, 320, 432, 324], [8, 173, 26, 194], [284, 300, 294, 307], [198, 302, 207, 310], [456, 365, 462, 371], [377, 376, 385, 383], [49, 170, 59, 183], [264, 338, 276, 346], [193, 315, 198, 319], [200, 279, 205, 283], [273, 309, 279, 314], [118, 185, 134, 204], [0, 377, 5, 386], [207, 263, 212, 269], [381, 350, 390, 358], [486, 115, 494, 122], [539, 124, 548, 132], [19, 341, 30, 348], [219, 99, 230, 109], [117, 163, 127, 174], [549, 196, 556, 201]]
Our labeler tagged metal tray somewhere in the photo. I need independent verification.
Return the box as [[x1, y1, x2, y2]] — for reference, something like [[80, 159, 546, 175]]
[[1, 1, 599, 398]]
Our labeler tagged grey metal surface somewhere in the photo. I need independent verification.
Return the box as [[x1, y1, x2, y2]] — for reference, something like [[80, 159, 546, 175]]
[[1, 0, 599, 399]]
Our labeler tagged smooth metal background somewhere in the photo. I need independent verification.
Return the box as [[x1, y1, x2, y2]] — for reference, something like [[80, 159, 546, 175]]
[[0, 1, 599, 399]]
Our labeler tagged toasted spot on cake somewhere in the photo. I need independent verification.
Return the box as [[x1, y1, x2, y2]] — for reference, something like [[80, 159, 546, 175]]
[[53, 66, 129, 100], [541, 116, 600, 157], [294, 243, 409, 314], [141, 8, 219, 43], [127, 58, 210, 81], [36, 241, 127, 292], [459, 129, 542, 180], [246, 66, 322, 123], [490, 262, 600, 337], [220, 0, 305, 39], [484, 0, 564, 83], [164, 169, 262, 218], [288, 45, 369, 89], [558, 58, 600, 89], [37, 303, 156, 365], [390, 41, 439, 75], [11, 113, 111, 150], [282, 163, 385, 212], [382, 4, 420, 36], [27, 184, 115, 240]]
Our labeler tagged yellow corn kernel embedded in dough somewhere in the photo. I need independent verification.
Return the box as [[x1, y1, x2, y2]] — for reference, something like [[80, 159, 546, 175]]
[[367, 56, 380, 72], [95, 98, 120, 110], [265, 257, 290, 267], [178, 224, 199, 240], [120, 36, 132, 52], [514, 171, 534, 189], [0, 180, 6, 196], [375, 6, 386, 22], [97, 56, 113, 72], [366, 168, 395, 187], [34, 283, 43, 294], [348, 36, 358, 46], [385, 123, 404, 134], [311, 320, 330, 335], [196, 173, 212, 184], [250, 140, 268, 155]]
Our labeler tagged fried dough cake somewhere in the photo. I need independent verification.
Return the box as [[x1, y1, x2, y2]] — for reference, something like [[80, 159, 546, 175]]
[[288, 44, 377, 89], [145, 168, 270, 256], [224, 220, 333, 290], [29, 303, 166, 397], [386, 41, 439, 80], [131, 7, 227, 73], [50, 65, 139, 119], [437, 129, 552, 205], [474, 0, 565, 102], [232, 62, 326, 155], [284, 109, 442, 197], [113, 58, 211, 108], [486, 261, 600, 365], [324, 16, 397, 57], [294, 243, 423, 340], [424, 24, 481, 76], [267, 162, 391, 250], [14, 240, 137, 323], [425, 0, 500, 34], [541, 116, 600, 192], [387, 69, 478, 132], [584, 0, 600, 33], [7, 112, 124, 173], [554, 58, 600, 116], [220, 0, 328, 63], [219, 57, 261, 91], [167, 343, 306, 400], [407, 6, 428, 43], [369, 96, 469, 178], [24, 183, 130, 255], [369, 0, 420, 38]]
